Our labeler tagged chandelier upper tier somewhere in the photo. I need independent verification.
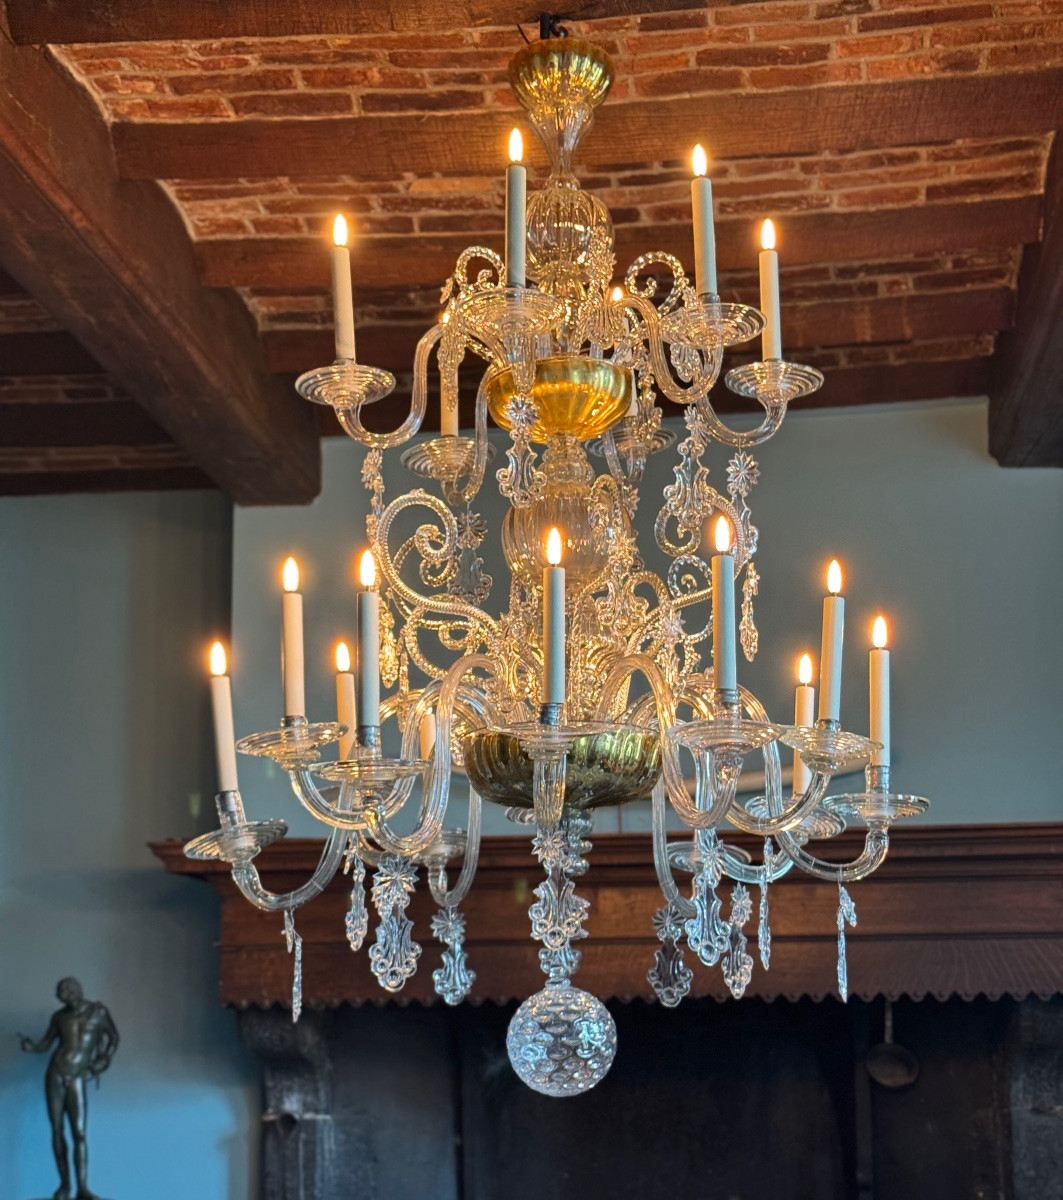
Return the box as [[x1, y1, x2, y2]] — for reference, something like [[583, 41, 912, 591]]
[[186, 31, 929, 1098]]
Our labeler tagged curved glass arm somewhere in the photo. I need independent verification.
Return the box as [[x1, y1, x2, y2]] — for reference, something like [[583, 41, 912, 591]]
[[650, 779, 695, 918], [776, 824, 890, 883], [625, 293, 720, 408], [719, 841, 793, 886], [426, 789, 482, 909], [726, 771, 831, 837], [334, 325, 442, 449], [692, 395, 788, 450], [364, 655, 498, 856], [230, 816, 350, 913]]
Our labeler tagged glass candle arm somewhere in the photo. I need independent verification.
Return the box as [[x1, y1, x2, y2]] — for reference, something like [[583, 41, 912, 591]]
[[725, 769, 832, 837], [626, 293, 721, 407], [650, 779, 696, 918], [776, 825, 890, 883], [230, 823, 349, 913], [335, 325, 442, 449], [720, 839, 794, 887], [693, 395, 789, 450], [426, 789, 482, 909]]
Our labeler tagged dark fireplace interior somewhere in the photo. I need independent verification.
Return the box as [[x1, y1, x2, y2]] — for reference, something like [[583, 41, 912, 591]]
[[242, 993, 1063, 1200]]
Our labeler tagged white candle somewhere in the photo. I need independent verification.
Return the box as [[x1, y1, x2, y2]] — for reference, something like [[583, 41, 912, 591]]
[[543, 527, 566, 706], [691, 144, 717, 296], [334, 641, 356, 759], [505, 129, 527, 288], [208, 641, 239, 793], [281, 556, 305, 718], [818, 559, 845, 722], [330, 214, 357, 361], [794, 652, 815, 793], [355, 551, 380, 731], [759, 218, 782, 360], [711, 516, 737, 693], [419, 712, 437, 760], [869, 615, 891, 767]]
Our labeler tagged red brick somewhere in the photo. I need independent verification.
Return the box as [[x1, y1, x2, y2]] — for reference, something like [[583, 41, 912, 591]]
[[815, 0, 872, 19], [925, 172, 1041, 200], [262, 196, 374, 216], [632, 67, 745, 96], [388, 48, 509, 69], [92, 74, 168, 95], [417, 212, 504, 233], [193, 216, 254, 237], [747, 61, 863, 86], [750, 19, 851, 38], [835, 32, 924, 56], [985, 42, 1063, 68], [250, 216, 306, 235], [695, 43, 832, 66], [230, 91, 354, 116], [299, 66, 425, 89], [143, 95, 232, 118], [835, 184, 923, 207], [360, 89, 486, 114], [857, 4, 994, 31], [715, 3, 812, 25], [639, 11, 709, 32], [170, 69, 297, 95], [718, 191, 834, 214]]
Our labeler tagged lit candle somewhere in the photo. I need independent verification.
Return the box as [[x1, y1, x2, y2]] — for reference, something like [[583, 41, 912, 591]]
[[794, 652, 815, 793], [759, 218, 782, 361], [281, 556, 305, 718], [869, 615, 890, 767], [543, 527, 566, 707], [818, 559, 845, 723], [355, 550, 380, 733], [419, 712, 438, 760], [208, 641, 239, 793], [334, 641, 356, 759], [711, 516, 737, 693], [691, 144, 717, 296], [330, 214, 357, 361], [505, 128, 527, 288]]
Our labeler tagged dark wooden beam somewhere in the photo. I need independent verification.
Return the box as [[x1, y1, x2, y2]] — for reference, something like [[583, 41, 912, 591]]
[[0, 330, 101, 374], [0, 266, 25, 294], [0, 31, 320, 504], [114, 72, 1063, 181], [5, 0, 697, 44], [0, 399, 169, 447], [989, 135, 1063, 466], [0, 463, 214, 495], [263, 288, 1014, 375], [203, 197, 1041, 292]]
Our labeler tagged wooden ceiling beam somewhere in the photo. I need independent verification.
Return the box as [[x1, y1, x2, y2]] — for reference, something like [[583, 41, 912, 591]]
[[0, 330, 102, 374], [5, 0, 695, 44], [989, 136, 1063, 467], [263, 287, 1015, 375], [203, 197, 1041, 291], [0, 464, 214, 496], [113, 72, 1063, 182], [0, 31, 319, 503], [0, 399, 169, 447]]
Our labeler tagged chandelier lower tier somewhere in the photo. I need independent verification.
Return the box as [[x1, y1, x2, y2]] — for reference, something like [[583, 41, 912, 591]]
[[186, 32, 929, 1098]]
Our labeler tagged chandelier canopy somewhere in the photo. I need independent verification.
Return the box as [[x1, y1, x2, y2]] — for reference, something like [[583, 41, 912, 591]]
[[186, 30, 929, 1098]]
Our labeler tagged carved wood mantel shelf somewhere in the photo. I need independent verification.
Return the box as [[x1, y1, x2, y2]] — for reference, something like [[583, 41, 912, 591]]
[[153, 823, 1063, 1008]]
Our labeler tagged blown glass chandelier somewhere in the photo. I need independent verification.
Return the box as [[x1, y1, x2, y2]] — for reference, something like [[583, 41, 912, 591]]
[[185, 31, 929, 1097]]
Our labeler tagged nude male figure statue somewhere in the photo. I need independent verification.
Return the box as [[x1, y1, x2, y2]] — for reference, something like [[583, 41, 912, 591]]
[[19, 978, 119, 1200]]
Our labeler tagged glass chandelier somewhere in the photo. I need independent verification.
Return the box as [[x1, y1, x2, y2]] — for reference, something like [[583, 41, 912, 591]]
[[185, 31, 929, 1098]]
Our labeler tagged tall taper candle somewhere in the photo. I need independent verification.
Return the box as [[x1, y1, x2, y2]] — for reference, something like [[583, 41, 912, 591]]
[[869, 615, 890, 767], [794, 652, 815, 793], [505, 128, 527, 288], [208, 641, 239, 792], [334, 641, 356, 759], [818, 559, 845, 722], [330, 214, 357, 361], [356, 551, 380, 730], [543, 527, 566, 706], [281, 556, 306, 718], [420, 712, 438, 760], [711, 516, 737, 692], [691, 144, 717, 296], [759, 218, 782, 360]]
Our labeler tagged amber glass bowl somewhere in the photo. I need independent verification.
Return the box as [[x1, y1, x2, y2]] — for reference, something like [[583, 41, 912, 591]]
[[485, 355, 632, 443]]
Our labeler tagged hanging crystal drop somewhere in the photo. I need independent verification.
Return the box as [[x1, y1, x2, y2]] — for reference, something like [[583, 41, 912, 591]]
[[368, 854, 422, 993], [648, 902, 694, 1008], [344, 852, 369, 953], [722, 884, 754, 1000], [431, 908, 476, 1006], [282, 909, 303, 1024], [685, 828, 730, 966], [758, 837, 773, 971], [836, 884, 858, 1001]]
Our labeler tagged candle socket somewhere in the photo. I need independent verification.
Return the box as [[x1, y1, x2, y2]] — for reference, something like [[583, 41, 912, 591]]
[[815, 717, 841, 733], [281, 714, 308, 730], [539, 702, 563, 727], [713, 689, 741, 717], [215, 790, 247, 828], [866, 764, 890, 793], [356, 724, 382, 751]]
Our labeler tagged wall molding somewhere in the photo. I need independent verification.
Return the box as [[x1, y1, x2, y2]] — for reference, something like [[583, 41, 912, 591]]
[[153, 823, 1063, 1007]]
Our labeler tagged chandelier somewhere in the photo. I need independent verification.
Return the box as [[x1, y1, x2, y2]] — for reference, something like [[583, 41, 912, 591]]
[[185, 30, 929, 1098]]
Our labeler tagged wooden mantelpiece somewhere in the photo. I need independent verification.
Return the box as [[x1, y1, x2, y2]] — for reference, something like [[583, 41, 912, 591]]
[[153, 824, 1063, 1008]]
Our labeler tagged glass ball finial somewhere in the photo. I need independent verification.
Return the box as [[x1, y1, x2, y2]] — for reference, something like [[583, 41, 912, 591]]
[[506, 982, 617, 1097]]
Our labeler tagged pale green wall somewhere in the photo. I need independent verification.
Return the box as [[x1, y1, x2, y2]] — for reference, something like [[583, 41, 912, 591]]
[[0, 490, 258, 1199], [232, 397, 1063, 833]]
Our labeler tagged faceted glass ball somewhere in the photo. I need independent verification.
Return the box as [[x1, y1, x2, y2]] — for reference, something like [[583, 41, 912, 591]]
[[506, 983, 617, 1097]]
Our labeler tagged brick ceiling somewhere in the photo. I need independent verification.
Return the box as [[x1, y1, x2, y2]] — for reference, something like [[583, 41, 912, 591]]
[[0, 1, 1060, 498]]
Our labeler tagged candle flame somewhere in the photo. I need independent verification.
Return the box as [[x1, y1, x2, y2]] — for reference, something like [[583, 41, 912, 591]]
[[358, 549, 377, 589], [827, 559, 842, 595], [334, 641, 351, 673], [545, 527, 563, 566], [692, 143, 708, 177], [611, 285, 624, 302], [798, 652, 813, 685], [872, 615, 888, 649], [209, 641, 228, 677], [761, 218, 776, 250], [332, 213, 349, 247], [713, 515, 732, 554], [508, 127, 523, 164], [282, 556, 300, 593]]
